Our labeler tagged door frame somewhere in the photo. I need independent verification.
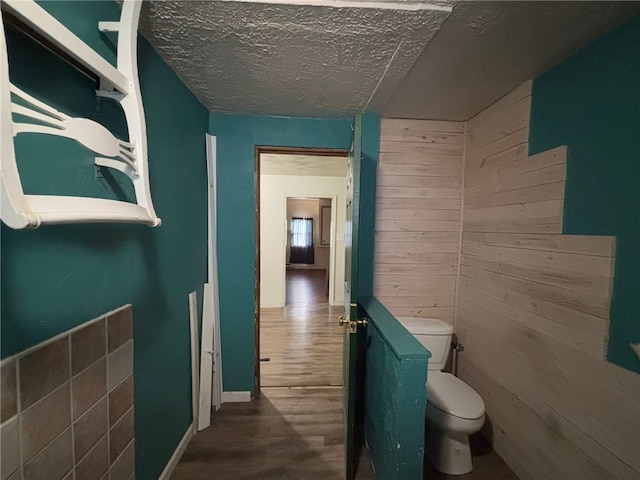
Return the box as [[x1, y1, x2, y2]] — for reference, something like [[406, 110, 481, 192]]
[[282, 194, 337, 306], [254, 146, 349, 395]]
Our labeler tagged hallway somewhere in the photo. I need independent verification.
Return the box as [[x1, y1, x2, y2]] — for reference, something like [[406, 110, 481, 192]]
[[170, 304, 359, 479]]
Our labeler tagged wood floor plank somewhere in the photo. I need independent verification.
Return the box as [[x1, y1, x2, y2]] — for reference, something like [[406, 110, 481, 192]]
[[261, 305, 343, 388], [285, 269, 328, 306], [170, 387, 348, 480]]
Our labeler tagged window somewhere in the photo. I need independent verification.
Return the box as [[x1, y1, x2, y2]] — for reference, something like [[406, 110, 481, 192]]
[[290, 217, 314, 264], [291, 217, 313, 248]]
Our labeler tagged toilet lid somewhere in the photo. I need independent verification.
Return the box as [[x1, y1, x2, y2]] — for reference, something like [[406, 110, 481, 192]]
[[426, 372, 484, 420], [396, 317, 453, 335]]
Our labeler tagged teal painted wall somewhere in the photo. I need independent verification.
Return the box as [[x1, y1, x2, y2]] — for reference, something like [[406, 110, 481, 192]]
[[1, 2, 210, 478], [529, 14, 640, 373], [358, 113, 380, 297], [208, 113, 352, 392], [360, 296, 429, 479]]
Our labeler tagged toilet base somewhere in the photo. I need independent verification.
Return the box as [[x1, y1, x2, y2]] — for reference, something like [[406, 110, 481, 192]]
[[426, 424, 474, 475]]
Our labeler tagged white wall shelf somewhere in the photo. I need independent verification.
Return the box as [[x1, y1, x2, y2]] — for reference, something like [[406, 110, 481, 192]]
[[1, 0, 160, 229]]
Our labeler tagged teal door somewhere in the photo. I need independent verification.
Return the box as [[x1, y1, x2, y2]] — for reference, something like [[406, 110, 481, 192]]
[[341, 114, 366, 480]]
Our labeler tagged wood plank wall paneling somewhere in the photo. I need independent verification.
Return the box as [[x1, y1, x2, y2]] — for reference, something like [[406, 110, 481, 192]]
[[464, 81, 565, 235], [457, 81, 640, 480], [374, 118, 464, 320]]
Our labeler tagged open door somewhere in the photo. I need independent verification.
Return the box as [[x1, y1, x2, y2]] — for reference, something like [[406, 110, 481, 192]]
[[341, 114, 367, 480]]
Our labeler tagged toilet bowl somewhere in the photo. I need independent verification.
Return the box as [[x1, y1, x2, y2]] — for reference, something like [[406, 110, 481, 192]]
[[425, 371, 485, 475], [397, 317, 485, 475]]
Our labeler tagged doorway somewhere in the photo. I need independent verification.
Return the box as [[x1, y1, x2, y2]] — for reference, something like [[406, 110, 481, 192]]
[[285, 196, 332, 306], [255, 147, 348, 391]]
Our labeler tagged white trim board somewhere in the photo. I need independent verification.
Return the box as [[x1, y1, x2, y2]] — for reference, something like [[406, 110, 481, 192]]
[[157, 423, 193, 480], [222, 391, 252, 403], [261, 301, 285, 308], [197, 283, 215, 431], [206, 134, 223, 413], [188, 291, 200, 435], [286, 264, 326, 270]]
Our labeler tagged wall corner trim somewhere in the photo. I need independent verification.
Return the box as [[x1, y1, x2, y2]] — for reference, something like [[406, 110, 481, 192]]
[[158, 423, 194, 480], [222, 391, 252, 403]]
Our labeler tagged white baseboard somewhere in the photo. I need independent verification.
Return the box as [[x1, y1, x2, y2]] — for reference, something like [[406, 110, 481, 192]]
[[158, 423, 194, 480], [287, 265, 326, 270], [222, 391, 252, 403], [260, 302, 284, 308]]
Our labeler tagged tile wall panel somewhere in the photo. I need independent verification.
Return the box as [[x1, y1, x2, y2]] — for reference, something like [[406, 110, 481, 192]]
[[71, 319, 106, 376], [0, 360, 17, 423], [108, 375, 133, 426], [107, 309, 133, 354], [72, 359, 107, 419], [0, 305, 135, 480], [19, 338, 69, 410]]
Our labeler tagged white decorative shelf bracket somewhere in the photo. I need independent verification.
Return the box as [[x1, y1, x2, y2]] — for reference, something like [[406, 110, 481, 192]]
[[0, 0, 161, 229]]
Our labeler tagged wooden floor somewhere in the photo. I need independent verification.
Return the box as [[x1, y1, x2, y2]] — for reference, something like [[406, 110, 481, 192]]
[[171, 303, 517, 479], [170, 386, 347, 479], [423, 433, 519, 480], [260, 304, 343, 388], [286, 269, 328, 306], [171, 304, 360, 480]]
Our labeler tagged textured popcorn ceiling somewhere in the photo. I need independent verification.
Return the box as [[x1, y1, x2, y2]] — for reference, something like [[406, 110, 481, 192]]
[[139, 0, 640, 119], [139, 0, 451, 116]]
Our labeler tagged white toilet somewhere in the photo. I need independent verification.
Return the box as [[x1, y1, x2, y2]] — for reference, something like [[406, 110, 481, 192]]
[[398, 317, 485, 475]]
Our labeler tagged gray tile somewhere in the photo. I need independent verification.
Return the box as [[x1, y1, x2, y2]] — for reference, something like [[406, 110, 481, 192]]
[[71, 359, 106, 419], [108, 341, 133, 390], [0, 417, 20, 480], [108, 307, 133, 353], [21, 383, 71, 463], [109, 374, 133, 427], [109, 408, 134, 463], [75, 435, 108, 480], [109, 439, 134, 480], [1, 358, 17, 423], [23, 428, 72, 480], [19, 338, 70, 410], [74, 398, 108, 461], [71, 319, 106, 376], [5, 471, 21, 480]]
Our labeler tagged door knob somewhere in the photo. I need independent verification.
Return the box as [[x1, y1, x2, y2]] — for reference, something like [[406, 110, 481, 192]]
[[338, 315, 368, 333], [355, 318, 368, 327]]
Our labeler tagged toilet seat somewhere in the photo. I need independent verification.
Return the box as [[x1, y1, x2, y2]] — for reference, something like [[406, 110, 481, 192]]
[[427, 371, 484, 420]]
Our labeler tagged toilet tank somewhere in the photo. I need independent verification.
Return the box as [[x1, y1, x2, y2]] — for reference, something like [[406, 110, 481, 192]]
[[397, 317, 453, 371]]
